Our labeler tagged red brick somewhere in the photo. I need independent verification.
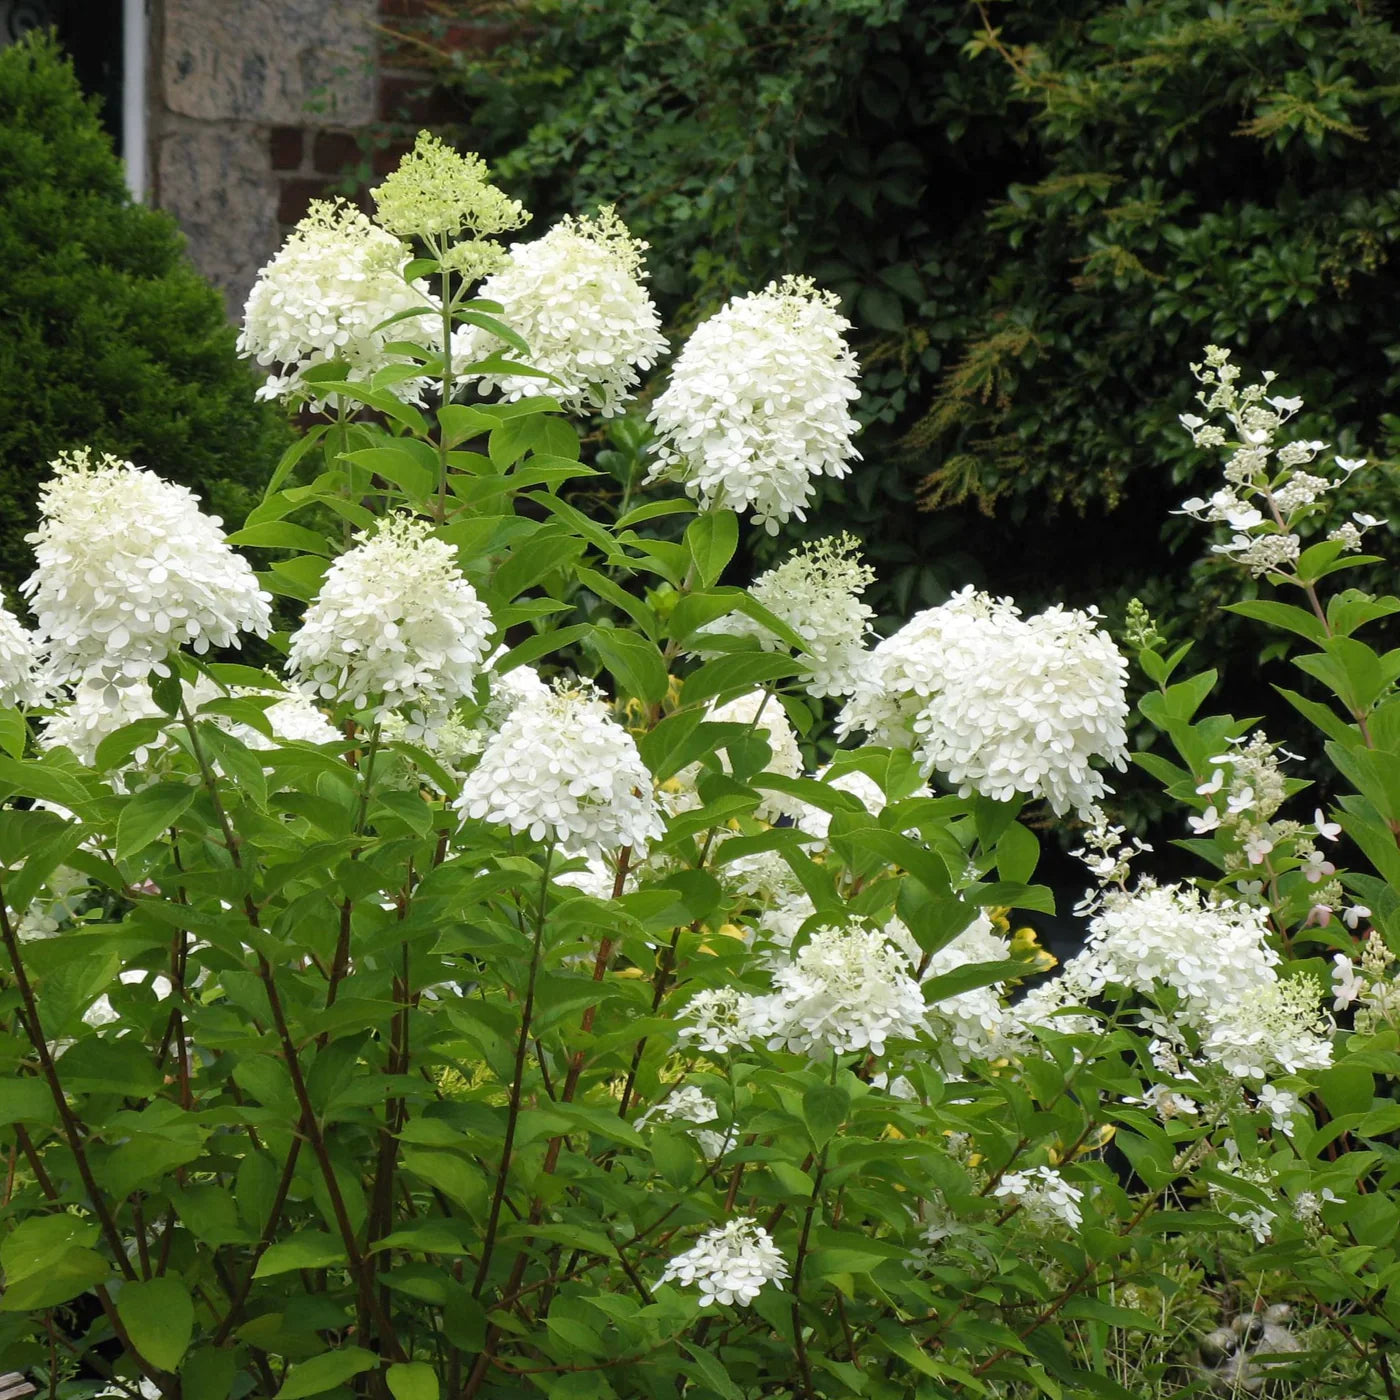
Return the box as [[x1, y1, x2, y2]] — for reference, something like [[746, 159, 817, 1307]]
[[269, 126, 304, 171], [314, 130, 364, 175], [277, 177, 332, 224], [371, 139, 415, 176]]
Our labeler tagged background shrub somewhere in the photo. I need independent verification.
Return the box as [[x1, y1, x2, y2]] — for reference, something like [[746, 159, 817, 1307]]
[[0, 31, 290, 597]]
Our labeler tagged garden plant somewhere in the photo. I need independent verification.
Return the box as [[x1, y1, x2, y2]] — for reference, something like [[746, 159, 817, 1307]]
[[2, 132, 1400, 1400]]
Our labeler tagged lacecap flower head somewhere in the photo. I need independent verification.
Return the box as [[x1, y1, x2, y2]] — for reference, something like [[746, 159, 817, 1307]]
[[287, 514, 493, 726], [239, 199, 447, 406], [464, 206, 667, 416], [696, 534, 875, 699], [371, 131, 528, 245], [647, 275, 861, 533], [455, 679, 664, 859], [22, 449, 271, 685]]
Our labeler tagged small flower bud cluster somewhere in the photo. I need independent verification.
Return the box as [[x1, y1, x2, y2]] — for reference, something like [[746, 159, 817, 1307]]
[[371, 131, 527, 246], [658, 1217, 788, 1307], [695, 535, 876, 698], [647, 276, 861, 533], [1330, 932, 1400, 1032]]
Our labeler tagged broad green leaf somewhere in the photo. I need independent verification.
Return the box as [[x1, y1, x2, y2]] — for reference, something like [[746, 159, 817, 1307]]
[[253, 1230, 348, 1278], [685, 509, 739, 586], [0, 706, 24, 759], [116, 1276, 194, 1371], [116, 781, 198, 860], [802, 1082, 851, 1149], [276, 1348, 379, 1400], [591, 627, 669, 706], [386, 1363, 439, 1400]]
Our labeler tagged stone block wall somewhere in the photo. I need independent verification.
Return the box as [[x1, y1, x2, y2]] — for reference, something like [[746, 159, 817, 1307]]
[[150, 0, 488, 318]]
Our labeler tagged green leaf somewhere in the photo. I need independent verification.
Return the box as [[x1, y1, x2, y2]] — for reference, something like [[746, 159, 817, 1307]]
[[276, 1348, 379, 1400], [590, 627, 669, 706], [116, 781, 198, 860], [386, 1364, 439, 1400], [995, 821, 1039, 884], [685, 509, 739, 586], [802, 1082, 851, 1149], [182, 1349, 238, 1400], [0, 706, 25, 759], [116, 1276, 194, 1371], [1224, 599, 1328, 644], [253, 1230, 348, 1278], [0, 1077, 55, 1127], [680, 1344, 743, 1400], [681, 652, 801, 707], [226, 521, 334, 555]]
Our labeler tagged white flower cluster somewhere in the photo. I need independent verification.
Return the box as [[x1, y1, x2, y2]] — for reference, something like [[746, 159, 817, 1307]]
[[456, 681, 663, 858], [288, 515, 492, 728], [746, 921, 928, 1057], [647, 276, 861, 533], [840, 588, 1129, 818], [1070, 882, 1280, 1025], [658, 1217, 788, 1306], [993, 1166, 1084, 1231], [1200, 976, 1334, 1082], [465, 206, 667, 416], [230, 689, 343, 751], [239, 200, 449, 407], [636, 1086, 732, 1160], [696, 535, 875, 698], [0, 602, 43, 707], [1178, 346, 1375, 575], [23, 450, 271, 685]]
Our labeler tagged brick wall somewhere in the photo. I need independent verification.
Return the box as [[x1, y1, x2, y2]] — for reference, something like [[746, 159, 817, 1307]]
[[151, 0, 496, 318]]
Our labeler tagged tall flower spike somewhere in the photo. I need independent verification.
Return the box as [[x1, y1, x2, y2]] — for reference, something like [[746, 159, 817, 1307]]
[[462, 206, 667, 416], [239, 199, 448, 407], [287, 514, 493, 729], [0, 602, 43, 707], [455, 680, 664, 859], [695, 534, 875, 698], [22, 450, 271, 685], [647, 276, 861, 533], [371, 132, 528, 245]]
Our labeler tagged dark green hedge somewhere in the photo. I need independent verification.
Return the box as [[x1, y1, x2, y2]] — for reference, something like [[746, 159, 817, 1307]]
[[0, 30, 289, 597]]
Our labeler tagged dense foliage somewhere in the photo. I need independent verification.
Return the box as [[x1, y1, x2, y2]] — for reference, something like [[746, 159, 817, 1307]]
[[5, 131, 1400, 1400], [430, 0, 1400, 629], [0, 31, 289, 596]]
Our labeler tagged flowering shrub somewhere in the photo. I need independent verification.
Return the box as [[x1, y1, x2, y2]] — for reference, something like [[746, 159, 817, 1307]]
[[2, 134, 1400, 1400]]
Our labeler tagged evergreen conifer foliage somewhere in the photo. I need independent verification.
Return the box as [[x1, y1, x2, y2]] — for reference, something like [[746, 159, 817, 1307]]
[[0, 30, 288, 593]]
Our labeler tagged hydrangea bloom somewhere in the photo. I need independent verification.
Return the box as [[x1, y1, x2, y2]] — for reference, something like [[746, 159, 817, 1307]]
[[747, 921, 928, 1057], [0, 603, 43, 707], [371, 131, 527, 245], [677, 987, 751, 1056], [238, 200, 448, 406], [1200, 976, 1334, 1081], [914, 603, 1129, 818], [463, 207, 667, 416], [837, 588, 1007, 748], [287, 515, 493, 727], [647, 276, 861, 532], [993, 1166, 1084, 1231], [455, 681, 663, 858], [1068, 881, 1279, 1025], [23, 450, 271, 685], [658, 1218, 788, 1306], [229, 690, 343, 750], [695, 535, 875, 698], [839, 588, 1128, 817]]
